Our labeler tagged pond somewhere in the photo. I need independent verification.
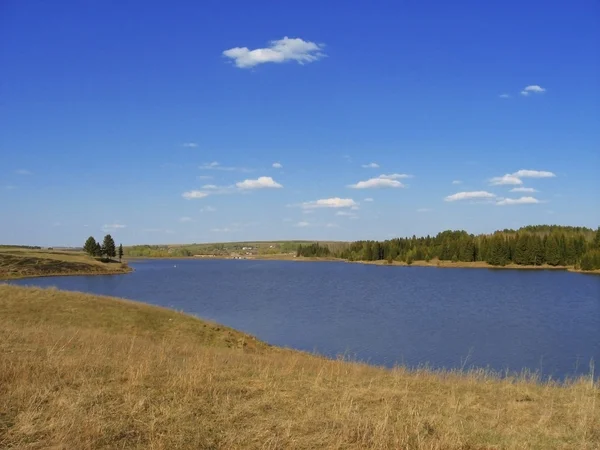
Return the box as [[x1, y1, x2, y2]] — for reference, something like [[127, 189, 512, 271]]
[[10, 259, 600, 380]]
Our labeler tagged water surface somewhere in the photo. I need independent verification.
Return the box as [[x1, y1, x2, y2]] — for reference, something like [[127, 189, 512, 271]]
[[10, 259, 600, 379]]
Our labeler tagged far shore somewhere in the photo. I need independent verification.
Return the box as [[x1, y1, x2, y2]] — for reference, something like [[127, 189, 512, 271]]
[[124, 254, 600, 275]]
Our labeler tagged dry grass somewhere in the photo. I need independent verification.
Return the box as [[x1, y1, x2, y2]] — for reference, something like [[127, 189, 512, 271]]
[[0, 285, 598, 449], [0, 248, 131, 280]]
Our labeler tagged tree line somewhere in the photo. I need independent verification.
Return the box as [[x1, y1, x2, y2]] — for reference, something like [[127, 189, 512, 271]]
[[84, 234, 123, 261], [296, 225, 600, 271]]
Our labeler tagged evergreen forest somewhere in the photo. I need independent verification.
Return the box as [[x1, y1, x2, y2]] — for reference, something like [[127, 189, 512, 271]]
[[296, 225, 600, 271]]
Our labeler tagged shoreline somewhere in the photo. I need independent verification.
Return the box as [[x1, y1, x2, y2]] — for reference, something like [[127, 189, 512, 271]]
[[2, 284, 598, 448], [0, 248, 134, 281], [0, 265, 133, 281], [354, 259, 600, 275], [125, 254, 600, 275]]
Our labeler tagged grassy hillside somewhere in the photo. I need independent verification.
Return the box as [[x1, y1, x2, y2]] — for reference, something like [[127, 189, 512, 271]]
[[0, 247, 130, 280], [124, 240, 347, 258], [0, 285, 597, 449]]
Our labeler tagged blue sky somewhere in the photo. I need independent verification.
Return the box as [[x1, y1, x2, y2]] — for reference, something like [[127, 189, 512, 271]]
[[1, 0, 599, 246]]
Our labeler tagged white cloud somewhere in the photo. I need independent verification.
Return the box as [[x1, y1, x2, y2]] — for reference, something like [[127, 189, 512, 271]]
[[417, 208, 432, 213], [197, 175, 213, 180], [302, 198, 357, 209], [199, 162, 252, 172], [4, 185, 17, 190], [350, 205, 360, 210], [325, 223, 339, 228], [513, 169, 555, 178], [496, 196, 540, 206], [379, 173, 411, 179], [202, 184, 219, 189], [182, 190, 209, 200], [179, 216, 193, 222], [489, 169, 556, 186], [489, 174, 523, 185], [336, 211, 357, 217], [348, 173, 410, 189], [520, 85, 546, 96], [210, 227, 232, 233], [223, 36, 325, 69], [200, 206, 216, 213], [363, 197, 374, 202], [510, 187, 538, 193], [272, 162, 283, 169], [452, 180, 462, 185], [361, 162, 380, 168], [102, 223, 126, 232], [445, 191, 496, 202], [15, 169, 32, 175], [235, 176, 282, 190], [499, 94, 511, 99], [182, 142, 198, 148], [295, 221, 310, 227]]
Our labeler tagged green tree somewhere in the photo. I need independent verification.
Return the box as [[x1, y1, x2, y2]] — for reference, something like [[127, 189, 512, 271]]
[[83, 236, 97, 256], [94, 242, 103, 257], [580, 250, 600, 271], [118, 244, 123, 262], [530, 235, 545, 266], [544, 235, 561, 266], [102, 234, 116, 259], [513, 234, 529, 265], [594, 227, 600, 249], [487, 235, 508, 266]]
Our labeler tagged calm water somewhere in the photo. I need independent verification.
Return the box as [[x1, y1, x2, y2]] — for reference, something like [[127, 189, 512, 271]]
[[9, 260, 600, 379]]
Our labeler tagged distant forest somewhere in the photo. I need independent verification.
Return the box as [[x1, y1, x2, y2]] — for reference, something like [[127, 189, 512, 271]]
[[124, 241, 303, 258], [297, 225, 600, 271]]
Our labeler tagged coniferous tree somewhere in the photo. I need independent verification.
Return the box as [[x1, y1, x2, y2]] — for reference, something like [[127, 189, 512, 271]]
[[487, 235, 508, 266], [118, 244, 123, 262], [514, 234, 529, 265], [83, 236, 97, 256], [530, 235, 545, 266], [102, 234, 116, 259], [545, 235, 561, 266], [94, 242, 103, 257], [594, 227, 600, 250], [298, 224, 598, 268]]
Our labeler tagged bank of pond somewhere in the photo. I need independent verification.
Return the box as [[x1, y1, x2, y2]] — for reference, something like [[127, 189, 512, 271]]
[[1, 284, 598, 449]]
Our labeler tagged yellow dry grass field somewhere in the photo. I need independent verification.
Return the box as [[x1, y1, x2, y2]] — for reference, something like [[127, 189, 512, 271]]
[[0, 248, 130, 280], [0, 284, 598, 449]]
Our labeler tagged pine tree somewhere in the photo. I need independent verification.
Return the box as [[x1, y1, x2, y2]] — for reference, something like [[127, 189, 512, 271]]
[[514, 234, 529, 265], [545, 235, 561, 266], [94, 242, 103, 257], [118, 244, 123, 262], [487, 235, 508, 266], [83, 236, 97, 256], [530, 235, 545, 266], [594, 227, 600, 250], [102, 234, 116, 259]]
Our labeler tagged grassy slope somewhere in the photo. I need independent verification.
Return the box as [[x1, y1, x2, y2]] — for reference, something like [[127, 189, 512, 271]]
[[0, 248, 131, 280], [1, 285, 598, 449]]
